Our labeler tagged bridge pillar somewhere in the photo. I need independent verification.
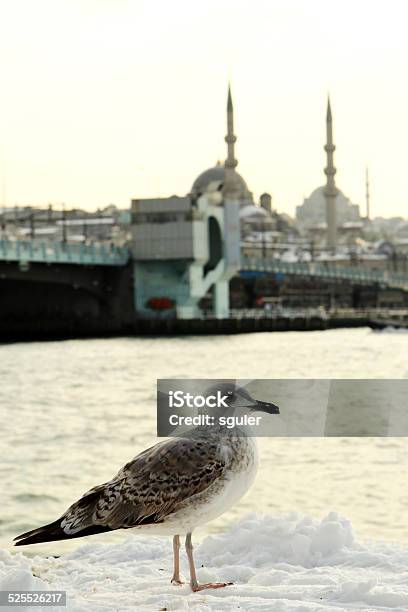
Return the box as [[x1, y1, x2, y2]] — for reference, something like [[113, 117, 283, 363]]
[[130, 195, 240, 319], [214, 280, 230, 319]]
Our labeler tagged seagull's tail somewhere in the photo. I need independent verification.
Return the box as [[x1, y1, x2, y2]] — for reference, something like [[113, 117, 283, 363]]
[[14, 520, 71, 546], [14, 483, 115, 546], [14, 520, 111, 546]]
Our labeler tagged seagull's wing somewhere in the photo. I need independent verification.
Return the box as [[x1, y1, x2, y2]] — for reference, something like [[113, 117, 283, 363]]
[[89, 436, 227, 529], [14, 436, 227, 545]]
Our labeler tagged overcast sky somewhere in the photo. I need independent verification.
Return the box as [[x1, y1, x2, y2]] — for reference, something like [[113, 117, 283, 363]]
[[0, 0, 407, 218]]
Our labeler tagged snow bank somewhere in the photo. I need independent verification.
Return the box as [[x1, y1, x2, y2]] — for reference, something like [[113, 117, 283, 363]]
[[1, 513, 408, 611]]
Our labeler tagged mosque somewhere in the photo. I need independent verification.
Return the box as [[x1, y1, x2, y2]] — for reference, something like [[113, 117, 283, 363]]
[[188, 86, 277, 236], [189, 88, 363, 253], [295, 99, 363, 250], [134, 84, 366, 262], [190, 86, 255, 207], [297, 186, 360, 229]]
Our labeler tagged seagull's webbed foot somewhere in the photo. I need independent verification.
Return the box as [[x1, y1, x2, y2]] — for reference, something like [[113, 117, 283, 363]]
[[185, 532, 233, 593], [171, 578, 185, 586], [191, 581, 233, 592]]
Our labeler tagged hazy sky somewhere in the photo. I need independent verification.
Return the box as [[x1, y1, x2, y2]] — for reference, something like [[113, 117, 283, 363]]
[[0, 0, 407, 218]]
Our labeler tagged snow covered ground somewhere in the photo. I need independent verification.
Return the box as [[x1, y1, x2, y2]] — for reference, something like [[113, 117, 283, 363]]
[[1, 513, 408, 611]]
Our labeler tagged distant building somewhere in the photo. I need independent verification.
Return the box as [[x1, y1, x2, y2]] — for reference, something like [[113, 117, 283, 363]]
[[260, 192, 272, 213], [189, 89, 301, 254], [240, 203, 276, 235], [139, 84, 293, 247], [295, 100, 361, 245]]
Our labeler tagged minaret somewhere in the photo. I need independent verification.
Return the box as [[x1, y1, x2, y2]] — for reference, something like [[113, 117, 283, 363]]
[[324, 97, 338, 251], [223, 85, 239, 199], [225, 84, 238, 170], [365, 167, 370, 220]]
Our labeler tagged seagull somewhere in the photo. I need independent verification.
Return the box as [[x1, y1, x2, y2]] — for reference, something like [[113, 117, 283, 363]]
[[14, 382, 279, 592]]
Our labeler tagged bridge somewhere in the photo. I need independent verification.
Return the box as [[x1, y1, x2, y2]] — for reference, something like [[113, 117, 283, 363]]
[[1, 239, 408, 291], [0, 239, 129, 267], [240, 256, 408, 291]]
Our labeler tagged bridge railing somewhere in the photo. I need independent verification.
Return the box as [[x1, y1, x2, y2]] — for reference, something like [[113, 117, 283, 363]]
[[2, 241, 408, 288], [240, 256, 408, 290], [0, 239, 130, 266]]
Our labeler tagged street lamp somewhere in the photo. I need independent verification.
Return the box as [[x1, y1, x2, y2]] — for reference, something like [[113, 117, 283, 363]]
[[62, 203, 67, 243]]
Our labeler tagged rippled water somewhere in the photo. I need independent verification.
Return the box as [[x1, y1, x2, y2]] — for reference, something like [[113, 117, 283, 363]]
[[1, 327, 408, 555]]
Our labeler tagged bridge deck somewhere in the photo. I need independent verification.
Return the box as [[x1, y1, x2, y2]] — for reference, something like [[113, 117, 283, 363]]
[[0, 239, 129, 267], [0, 241, 407, 290], [241, 256, 408, 291]]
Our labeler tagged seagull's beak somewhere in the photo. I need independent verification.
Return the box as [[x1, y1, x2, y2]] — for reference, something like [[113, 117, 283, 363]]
[[251, 399, 280, 415], [234, 388, 280, 414]]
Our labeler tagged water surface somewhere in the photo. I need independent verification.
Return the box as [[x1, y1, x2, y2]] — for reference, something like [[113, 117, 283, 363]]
[[1, 328, 407, 554]]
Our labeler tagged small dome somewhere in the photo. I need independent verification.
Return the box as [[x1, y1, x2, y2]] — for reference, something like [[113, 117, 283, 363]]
[[240, 204, 269, 219], [191, 162, 249, 200]]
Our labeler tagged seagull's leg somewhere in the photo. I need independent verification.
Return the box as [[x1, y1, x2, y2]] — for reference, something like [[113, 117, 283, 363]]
[[171, 535, 184, 585], [185, 532, 233, 592]]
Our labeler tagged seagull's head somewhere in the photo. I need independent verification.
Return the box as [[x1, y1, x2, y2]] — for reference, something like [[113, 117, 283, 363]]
[[204, 382, 280, 415]]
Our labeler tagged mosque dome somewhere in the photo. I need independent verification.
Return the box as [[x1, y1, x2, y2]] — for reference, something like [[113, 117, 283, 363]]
[[240, 204, 269, 219], [191, 162, 249, 198], [296, 185, 361, 229]]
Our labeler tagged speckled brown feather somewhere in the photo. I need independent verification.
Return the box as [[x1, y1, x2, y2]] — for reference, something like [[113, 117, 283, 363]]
[[59, 434, 228, 535]]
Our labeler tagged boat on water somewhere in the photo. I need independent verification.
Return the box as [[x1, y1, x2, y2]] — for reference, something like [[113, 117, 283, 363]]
[[368, 312, 408, 330]]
